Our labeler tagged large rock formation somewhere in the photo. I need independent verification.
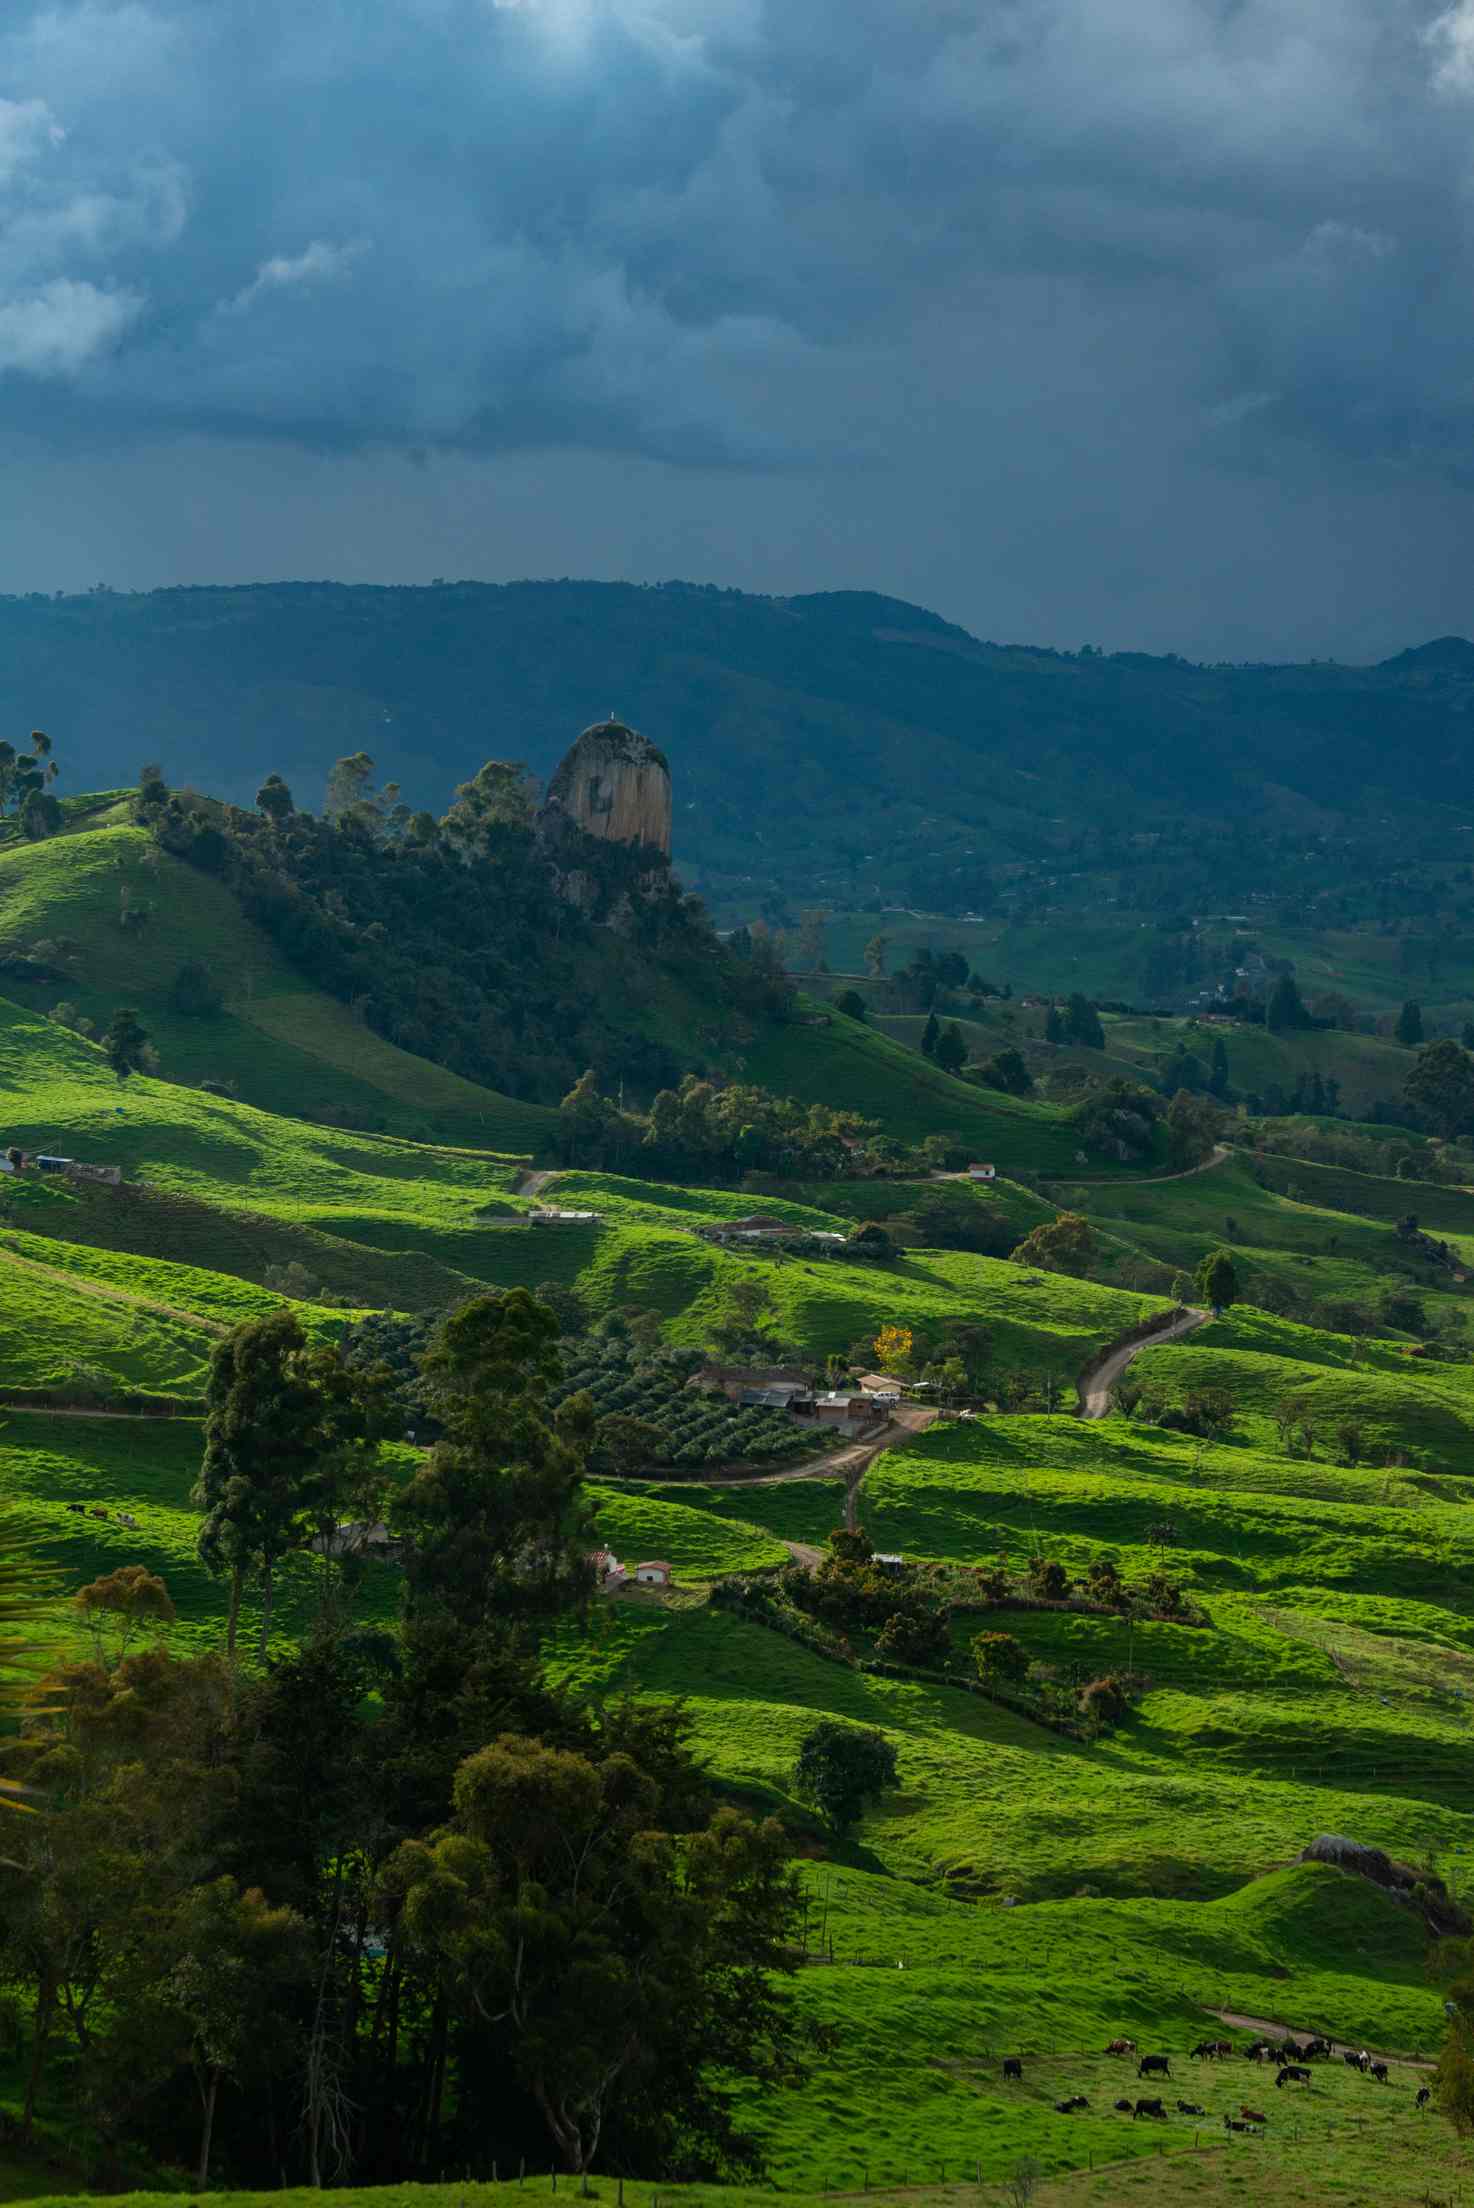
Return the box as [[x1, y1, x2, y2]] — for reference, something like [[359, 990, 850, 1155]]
[[541, 720, 671, 857]]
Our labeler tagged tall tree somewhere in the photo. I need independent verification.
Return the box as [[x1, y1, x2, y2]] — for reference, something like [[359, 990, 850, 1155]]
[[194, 1311, 384, 1662], [1010, 1211, 1096, 1277], [1194, 1248, 1239, 1313], [396, 1289, 593, 1633], [1065, 993, 1105, 1049], [0, 730, 56, 820], [1265, 973, 1310, 1033], [101, 1006, 151, 1083], [1396, 998, 1425, 1047], [934, 1021, 967, 1076], [1404, 1039, 1474, 1140], [1208, 1036, 1231, 1098], [920, 1011, 940, 1058]]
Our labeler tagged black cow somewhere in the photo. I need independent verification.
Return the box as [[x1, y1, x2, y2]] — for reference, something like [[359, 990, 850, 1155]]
[[1177, 2100, 1206, 2117], [1342, 2051, 1363, 2068], [1133, 2098, 1166, 2120], [1001, 2058, 1023, 2082], [64, 1501, 84, 1512], [1113, 2099, 1134, 2114], [1245, 2041, 1275, 2062], [1276, 2066, 1312, 2088], [1190, 2040, 1219, 2061], [1224, 2116, 1258, 2135], [1368, 2061, 1389, 2084], [1054, 2096, 1088, 2113], [1417, 2087, 1432, 2111], [1302, 2037, 1332, 2061], [1138, 2054, 1172, 2078]]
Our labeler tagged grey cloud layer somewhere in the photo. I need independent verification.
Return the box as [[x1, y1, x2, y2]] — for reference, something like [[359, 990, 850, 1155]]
[[1, 0, 1473, 482]]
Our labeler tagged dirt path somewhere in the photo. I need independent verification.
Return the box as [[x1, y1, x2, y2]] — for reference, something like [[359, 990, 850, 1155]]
[[783, 1539, 825, 1568], [0, 1404, 189, 1420], [1077, 1306, 1210, 1418], [622, 1405, 939, 1536], [1205, 2008, 1434, 2070], [1045, 1142, 1234, 1189], [512, 1167, 559, 1197], [0, 1240, 225, 1337]]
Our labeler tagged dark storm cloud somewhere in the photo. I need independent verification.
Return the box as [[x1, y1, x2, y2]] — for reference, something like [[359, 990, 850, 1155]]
[[2, 0, 1474, 483]]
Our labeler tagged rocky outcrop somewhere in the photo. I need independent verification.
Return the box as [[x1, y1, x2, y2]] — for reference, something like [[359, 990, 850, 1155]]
[[541, 720, 671, 857]]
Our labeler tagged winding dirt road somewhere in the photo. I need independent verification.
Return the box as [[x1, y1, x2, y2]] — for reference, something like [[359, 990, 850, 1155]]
[[512, 1167, 560, 1197], [1077, 1305, 1211, 1418]]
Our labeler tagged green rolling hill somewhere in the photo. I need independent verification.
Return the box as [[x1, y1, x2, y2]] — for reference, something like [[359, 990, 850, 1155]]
[[5, 786, 1474, 2208]]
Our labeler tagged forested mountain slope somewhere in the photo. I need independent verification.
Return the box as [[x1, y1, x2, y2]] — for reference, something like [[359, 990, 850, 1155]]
[[7, 581, 1474, 918]]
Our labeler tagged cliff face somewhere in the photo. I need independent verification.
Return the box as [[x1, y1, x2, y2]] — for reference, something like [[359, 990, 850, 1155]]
[[542, 720, 672, 857]]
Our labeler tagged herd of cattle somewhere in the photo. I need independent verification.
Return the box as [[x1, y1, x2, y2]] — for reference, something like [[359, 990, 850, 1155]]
[[997, 2033, 1431, 2134], [63, 1502, 137, 1526]]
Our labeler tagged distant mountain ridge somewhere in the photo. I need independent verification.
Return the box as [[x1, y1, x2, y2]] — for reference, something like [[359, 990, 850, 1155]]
[[5, 579, 1474, 915]]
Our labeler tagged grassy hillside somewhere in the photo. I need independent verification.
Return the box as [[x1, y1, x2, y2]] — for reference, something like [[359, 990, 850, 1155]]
[[9, 840, 1474, 2207], [742, 1005, 1101, 1170], [0, 825, 554, 1149]]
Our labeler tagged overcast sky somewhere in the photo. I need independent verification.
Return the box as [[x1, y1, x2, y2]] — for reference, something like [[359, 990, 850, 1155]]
[[1, 0, 1473, 657]]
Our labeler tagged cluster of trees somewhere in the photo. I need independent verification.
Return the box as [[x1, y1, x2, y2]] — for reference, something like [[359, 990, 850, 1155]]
[[554, 1068, 895, 1181], [145, 755, 721, 1106], [1044, 994, 1105, 1049], [0, 729, 61, 840], [0, 1291, 814, 2188]]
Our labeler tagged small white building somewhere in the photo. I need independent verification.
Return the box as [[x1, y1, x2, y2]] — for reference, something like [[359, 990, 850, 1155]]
[[967, 1162, 997, 1182], [589, 1547, 628, 1589], [635, 1559, 673, 1587], [529, 1206, 601, 1225]]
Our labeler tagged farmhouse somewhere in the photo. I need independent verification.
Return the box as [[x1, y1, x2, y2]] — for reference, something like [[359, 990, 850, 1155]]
[[589, 1547, 628, 1588], [967, 1162, 997, 1181], [855, 1373, 904, 1407], [635, 1559, 673, 1587], [814, 1391, 875, 1425], [696, 1213, 805, 1246], [311, 1520, 402, 1561], [690, 1364, 813, 1401], [740, 1383, 816, 1413]]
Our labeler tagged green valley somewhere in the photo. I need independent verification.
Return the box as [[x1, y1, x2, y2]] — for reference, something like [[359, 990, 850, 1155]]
[[4, 771, 1473, 2208]]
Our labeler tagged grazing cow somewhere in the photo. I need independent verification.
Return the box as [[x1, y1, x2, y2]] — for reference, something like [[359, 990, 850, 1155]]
[[117, 1511, 137, 1527], [1245, 2041, 1274, 2062], [1302, 2037, 1331, 2061], [1368, 2061, 1389, 2084], [1214, 2040, 1235, 2059], [1240, 2106, 1268, 2127], [1276, 2066, 1312, 2088], [1113, 2099, 1134, 2114], [1417, 2087, 1432, 2111], [1190, 2040, 1219, 2061], [1105, 2037, 1136, 2056], [1138, 2054, 1172, 2078], [1001, 2058, 1023, 2082], [1133, 2098, 1166, 2121], [1177, 2100, 1206, 2117], [1054, 2096, 1088, 2114], [1342, 2051, 1363, 2069], [1224, 2117, 1258, 2135], [64, 1501, 84, 1513], [89, 1506, 109, 1519]]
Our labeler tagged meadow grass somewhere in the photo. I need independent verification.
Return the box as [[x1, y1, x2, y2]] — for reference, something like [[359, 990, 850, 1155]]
[[0, 825, 554, 1151]]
